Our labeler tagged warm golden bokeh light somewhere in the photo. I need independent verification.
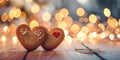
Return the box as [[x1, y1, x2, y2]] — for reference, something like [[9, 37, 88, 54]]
[[107, 17, 118, 28], [104, 8, 111, 17], [42, 12, 51, 22], [58, 21, 67, 30], [3, 26, 9, 32], [55, 12, 64, 22], [15, 8, 21, 18], [119, 19, 120, 26], [31, 4, 40, 13], [30, 20, 39, 29], [109, 34, 114, 40], [70, 24, 80, 34], [63, 16, 73, 27], [21, 11, 27, 19], [1, 12, 8, 22], [9, 7, 16, 19], [0, 0, 4, 3], [98, 23, 105, 31], [64, 30, 69, 36], [12, 36, 18, 45], [115, 28, 120, 34], [76, 7, 85, 16], [60, 8, 69, 17], [89, 14, 97, 24], [88, 32, 97, 38], [25, 0, 33, 3], [65, 36, 73, 45], [77, 31, 86, 41], [1, 35, 7, 43], [81, 26, 89, 34], [117, 34, 120, 39]]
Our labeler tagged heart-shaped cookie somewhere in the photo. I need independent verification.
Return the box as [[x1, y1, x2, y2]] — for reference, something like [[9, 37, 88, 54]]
[[16, 24, 47, 51], [42, 28, 65, 51]]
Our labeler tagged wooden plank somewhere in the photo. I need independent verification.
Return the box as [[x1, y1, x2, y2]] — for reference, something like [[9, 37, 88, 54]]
[[0, 40, 100, 60], [84, 38, 120, 60]]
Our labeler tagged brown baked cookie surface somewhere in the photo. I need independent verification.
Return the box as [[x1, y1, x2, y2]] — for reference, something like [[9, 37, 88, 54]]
[[16, 24, 47, 51], [42, 28, 65, 51]]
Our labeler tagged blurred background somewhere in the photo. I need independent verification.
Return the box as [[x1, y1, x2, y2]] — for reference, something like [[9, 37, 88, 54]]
[[0, 0, 120, 24]]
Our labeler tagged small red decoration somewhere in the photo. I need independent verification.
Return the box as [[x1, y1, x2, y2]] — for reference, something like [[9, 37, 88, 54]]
[[53, 32, 60, 38]]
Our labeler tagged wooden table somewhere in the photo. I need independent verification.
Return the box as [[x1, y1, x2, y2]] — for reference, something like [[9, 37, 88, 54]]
[[0, 38, 120, 60]]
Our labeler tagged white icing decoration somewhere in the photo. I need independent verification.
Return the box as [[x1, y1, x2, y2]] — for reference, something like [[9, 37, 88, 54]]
[[34, 31, 42, 36], [34, 31, 44, 39], [20, 28, 28, 35]]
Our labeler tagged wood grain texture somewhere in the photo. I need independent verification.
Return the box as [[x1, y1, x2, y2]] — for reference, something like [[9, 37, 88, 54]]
[[0, 38, 120, 60]]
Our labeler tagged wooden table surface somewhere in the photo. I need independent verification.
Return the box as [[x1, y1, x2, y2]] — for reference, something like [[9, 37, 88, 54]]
[[0, 38, 120, 60]]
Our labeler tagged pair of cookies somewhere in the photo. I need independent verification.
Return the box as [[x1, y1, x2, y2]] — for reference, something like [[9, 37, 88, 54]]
[[16, 24, 65, 51]]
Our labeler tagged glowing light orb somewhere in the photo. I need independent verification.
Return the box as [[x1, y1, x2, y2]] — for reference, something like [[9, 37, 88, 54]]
[[15, 8, 21, 18], [1, 12, 8, 22], [31, 4, 40, 13], [88, 32, 97, 38], [107, 17, 118, 28], [55, 12, 64, 22], [60, 8, 69, 17], [30, 20, 39, 29], [1, 36, 7, 43], [42, 12, 51, 22], [12, 36, 18, 45], [117, 34, 120, 39], [25, 0, 33, 3], [98, 23, 105, 31], [76, 7, 85, 16], [109, 34, 114, 40], [63, 16, 73, 27], [3, 26, 9, 32], [70, 24, 80, 34], [89, 14, 97, 24], [81, 26, 89, 34], [77, 31, 86, 41], [104, 8, 111, 17], [58, 21, 67, 30]]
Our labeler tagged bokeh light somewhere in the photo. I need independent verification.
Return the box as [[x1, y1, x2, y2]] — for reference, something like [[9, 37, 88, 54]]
[[104, 8, 111, 17], [31, 4, 40, 13], [109, 34, 114, 40], [89, 14, 97, 24], [42, 12, 51, 22], [60, 8, 69, 17], [70, 24, 80, 34], [63, 16, 73, 27], [55, 12, 64, 22], [30, 20, 39, 29], [107, 17, 118, 28], [12, 36, 18, 45], [1, 35, 7, 43], [76, 7, 85, 16], [1, 12, 8, 22], [3, 26, 9, 32], [58, 21, 67, 30]]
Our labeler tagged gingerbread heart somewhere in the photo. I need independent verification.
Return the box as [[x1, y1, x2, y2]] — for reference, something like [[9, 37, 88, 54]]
[[16, 24, 47, 51], [42, 28, 65, 51]]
